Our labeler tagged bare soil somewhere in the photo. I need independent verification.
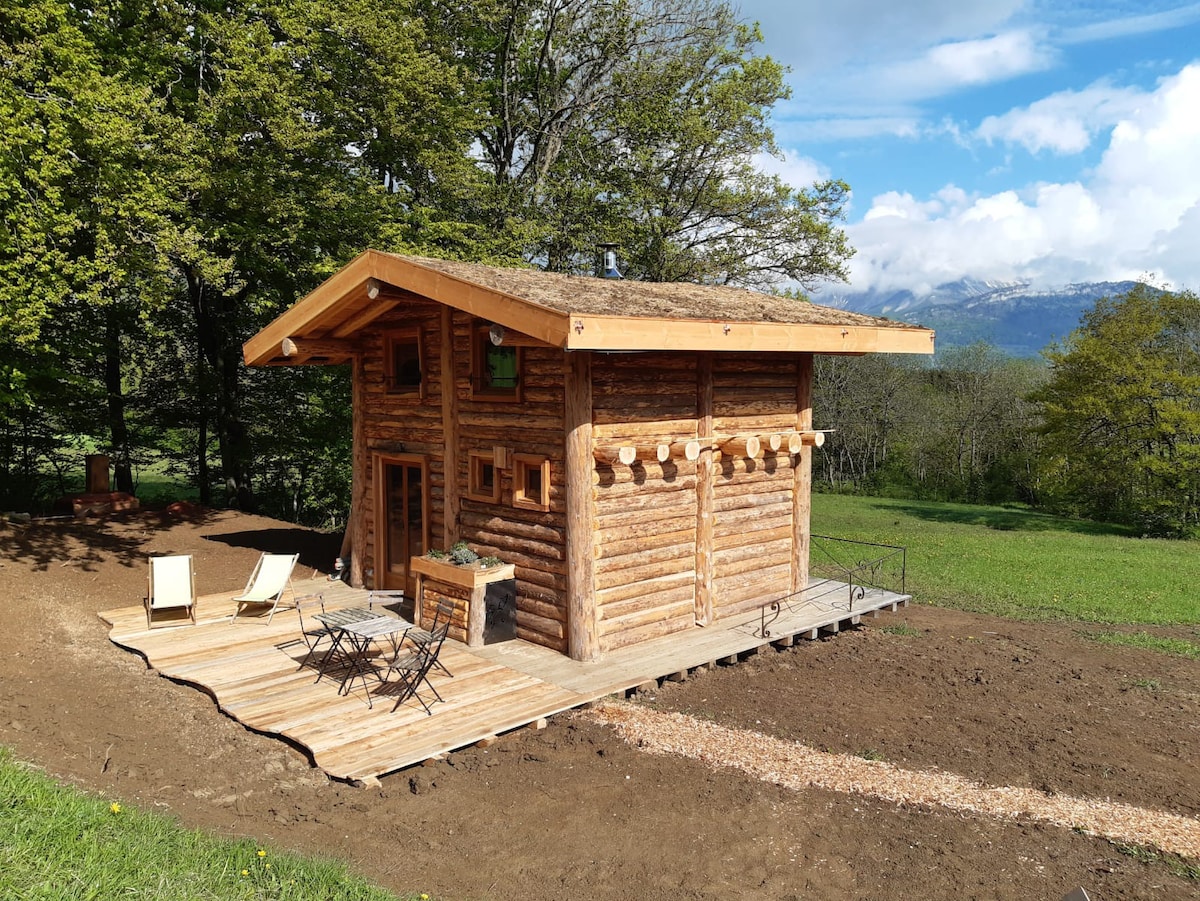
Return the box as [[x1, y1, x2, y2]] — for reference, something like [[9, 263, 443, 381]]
[[1, 507, 1197, 901]]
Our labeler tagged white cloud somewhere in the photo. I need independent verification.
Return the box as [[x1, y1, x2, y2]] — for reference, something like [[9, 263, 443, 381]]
[[1059, 2, 1200, 44], [976, 82, 1146, 154], [842, 63, 1200, 293], [752, 149, 828, 188]]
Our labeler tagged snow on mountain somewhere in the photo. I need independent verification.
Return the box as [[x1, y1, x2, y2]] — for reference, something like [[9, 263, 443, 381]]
[[817, 280, 1142, 357]]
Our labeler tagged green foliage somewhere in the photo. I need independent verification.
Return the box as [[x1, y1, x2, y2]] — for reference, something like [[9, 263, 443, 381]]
[[0, 746, 412, 900], [814, 345, 1047, 505], [814, 493, 1200, 625], [1034, 284, 1200, 536], [448, 541, 480, 566]]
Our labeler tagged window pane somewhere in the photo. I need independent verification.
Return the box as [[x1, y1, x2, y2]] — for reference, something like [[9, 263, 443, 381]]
[[485, 345, 518, 389], [390, 338, 421, 392]]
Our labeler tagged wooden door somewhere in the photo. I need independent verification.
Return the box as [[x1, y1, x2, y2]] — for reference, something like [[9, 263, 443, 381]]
[[376, 455, 427, 594]]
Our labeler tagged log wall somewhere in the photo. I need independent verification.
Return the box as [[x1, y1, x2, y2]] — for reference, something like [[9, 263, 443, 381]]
[[354, 303, 811, 659], [710, 353, 799, 617], [592, 353, 699, 653], [358, 306, 568, 653]]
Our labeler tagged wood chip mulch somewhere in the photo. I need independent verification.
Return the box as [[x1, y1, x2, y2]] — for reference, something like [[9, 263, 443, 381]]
[[585, 700, 1200, 860]]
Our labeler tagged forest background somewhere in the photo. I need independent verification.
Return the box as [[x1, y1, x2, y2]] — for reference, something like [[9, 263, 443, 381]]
[[3, 0, 1198, 537]]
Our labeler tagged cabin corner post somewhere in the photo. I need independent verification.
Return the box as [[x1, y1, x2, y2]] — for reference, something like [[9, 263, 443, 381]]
[[350, 352, 367, 588], [564, 350, 599, 661], [694, 351, 715, 625], [791, 353, 814, 595], [440, 307, 460, 548]]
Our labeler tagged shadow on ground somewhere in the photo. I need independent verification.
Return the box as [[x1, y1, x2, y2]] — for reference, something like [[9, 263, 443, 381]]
[[204, 528, 342, 574], [0, 505, 220, 572], [873, 500, 1138, 537]]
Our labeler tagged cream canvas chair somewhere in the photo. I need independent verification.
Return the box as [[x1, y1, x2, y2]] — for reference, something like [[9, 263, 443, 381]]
[[231, 552, 299, 623], [146, 555, 197, 629]]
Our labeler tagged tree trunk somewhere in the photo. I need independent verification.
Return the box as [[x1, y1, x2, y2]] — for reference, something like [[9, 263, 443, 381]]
[[188, 267, 255, 511], [103, 307, 135, 493]]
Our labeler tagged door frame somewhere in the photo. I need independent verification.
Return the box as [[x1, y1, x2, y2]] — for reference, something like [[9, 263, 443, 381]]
[[372, 452, 429, 591]]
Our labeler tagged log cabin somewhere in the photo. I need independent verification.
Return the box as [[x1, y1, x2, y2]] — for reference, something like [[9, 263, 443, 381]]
[[243, 250, 934, 662]]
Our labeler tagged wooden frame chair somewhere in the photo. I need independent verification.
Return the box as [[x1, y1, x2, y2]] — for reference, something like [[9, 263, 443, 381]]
[[231, 552, 299, 623], [146, 555, 197, 629]]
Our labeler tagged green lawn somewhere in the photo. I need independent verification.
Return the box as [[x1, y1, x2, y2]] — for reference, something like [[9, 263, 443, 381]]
[[812, 494, 1200, 625], [0, 749, 417, 901]]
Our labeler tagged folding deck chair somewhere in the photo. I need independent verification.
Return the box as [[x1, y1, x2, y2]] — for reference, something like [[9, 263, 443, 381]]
[[146, 555, 197, 629], [231, 552, 299, 623]]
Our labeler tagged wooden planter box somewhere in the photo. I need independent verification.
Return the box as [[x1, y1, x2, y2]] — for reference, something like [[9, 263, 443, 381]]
[[410, 556, 516, 647]]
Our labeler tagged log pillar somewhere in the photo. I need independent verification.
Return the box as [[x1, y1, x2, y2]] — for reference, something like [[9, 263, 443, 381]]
[[350, 353, 367, 588], [695, 352, 715, 626], [791, 354, 814, 595], [565, 351, 599, 661], [440, 307, 460, 548]]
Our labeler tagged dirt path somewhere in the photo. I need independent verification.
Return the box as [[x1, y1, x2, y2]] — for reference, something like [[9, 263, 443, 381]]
[[1, 508, 1197, 900], [586, 701, 1200, 858]]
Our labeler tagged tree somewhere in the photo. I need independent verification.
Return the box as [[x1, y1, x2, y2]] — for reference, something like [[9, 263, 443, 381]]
[[1034, 285, 1200, 535], [459, 0, 852, 286]]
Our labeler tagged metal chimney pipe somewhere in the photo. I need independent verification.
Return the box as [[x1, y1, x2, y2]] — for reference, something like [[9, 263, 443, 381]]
[[597, 243, 622, 279]]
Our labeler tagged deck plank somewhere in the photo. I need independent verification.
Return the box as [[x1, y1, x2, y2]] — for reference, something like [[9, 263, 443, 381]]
[[103, 574, 909, 782]]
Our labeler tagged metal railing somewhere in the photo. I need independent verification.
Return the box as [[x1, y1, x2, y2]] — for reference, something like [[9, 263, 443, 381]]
[[758, 535, 907, 639]]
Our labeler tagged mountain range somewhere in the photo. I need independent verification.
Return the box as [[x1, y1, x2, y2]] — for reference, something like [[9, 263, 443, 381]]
[[816, 279, 1141, 357]]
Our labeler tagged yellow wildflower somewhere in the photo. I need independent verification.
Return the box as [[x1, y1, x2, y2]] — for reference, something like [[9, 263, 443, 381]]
[[109, 802, 121, 814]]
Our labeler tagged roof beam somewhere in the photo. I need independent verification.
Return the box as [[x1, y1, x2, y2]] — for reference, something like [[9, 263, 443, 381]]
[[563, 316, 936, 355]]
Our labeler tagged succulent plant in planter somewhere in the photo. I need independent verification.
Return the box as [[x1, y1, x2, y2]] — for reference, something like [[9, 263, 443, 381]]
[[449, 541, 479, 565]]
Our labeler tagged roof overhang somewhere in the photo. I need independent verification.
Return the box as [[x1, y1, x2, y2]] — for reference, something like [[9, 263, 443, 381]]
[[243, 250, 935, 365]]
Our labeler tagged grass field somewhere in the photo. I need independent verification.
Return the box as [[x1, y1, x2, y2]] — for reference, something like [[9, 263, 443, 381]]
[[0, 749, 412, 901], [812, 493, 1200, 626]]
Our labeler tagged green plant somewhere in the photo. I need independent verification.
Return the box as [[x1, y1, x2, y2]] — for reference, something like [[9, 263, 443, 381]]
[[425, 548, 448, 560], [478, 555, 503, 567], [0, 747, 412, 899], [880, 622, 921, 637], [449, 541, 479, 565]]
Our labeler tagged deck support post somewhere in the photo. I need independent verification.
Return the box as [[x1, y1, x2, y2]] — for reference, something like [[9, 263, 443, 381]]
[[565, 351, 599, 661]]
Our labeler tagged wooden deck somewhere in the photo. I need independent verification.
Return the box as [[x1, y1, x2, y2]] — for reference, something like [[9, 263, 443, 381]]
[[101, 576, 908, 784]]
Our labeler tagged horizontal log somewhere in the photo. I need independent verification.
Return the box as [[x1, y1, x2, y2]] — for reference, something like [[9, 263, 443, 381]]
[[515, 625, 566, 652], [595, 570, 694, 606], [720, 435, 762, 459], [595, 539, 696, 576], [713, 489, 792, 511], [458, 511, 564, 544], [592, 488, 696, 519], [712, 523, 793, 552], [596, 525, 695, 560], [517, 595, 566, 624], [595, 556, 698, 592], [514, 609, 565, 641], [593, 510, 695, 540], [593, 475, 697, 500], [600, 615, 694, 653], [460, 528, 565, 562], [598, 583, 696, 622], [598, 599, 695, 636], [593, 418, 700, 440], [593, 460, 696, 485], [716, 536, 792, 569]]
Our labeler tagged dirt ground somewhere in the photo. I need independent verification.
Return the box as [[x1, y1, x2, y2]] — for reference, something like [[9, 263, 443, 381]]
[[1, 507, 1197, 901]]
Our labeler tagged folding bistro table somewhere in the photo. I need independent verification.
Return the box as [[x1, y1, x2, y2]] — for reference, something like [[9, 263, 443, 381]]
[[313, 607, 412, 707]]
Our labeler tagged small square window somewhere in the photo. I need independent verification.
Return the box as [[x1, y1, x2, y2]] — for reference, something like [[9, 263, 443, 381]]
[[471, 321, 521, 401], [385, 330, 423, 398], [467, 451, 501, 503], [513, 455, 550, 511]]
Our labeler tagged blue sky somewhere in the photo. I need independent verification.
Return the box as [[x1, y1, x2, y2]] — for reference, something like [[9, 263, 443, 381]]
[[738, 0, 1200, 295]]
